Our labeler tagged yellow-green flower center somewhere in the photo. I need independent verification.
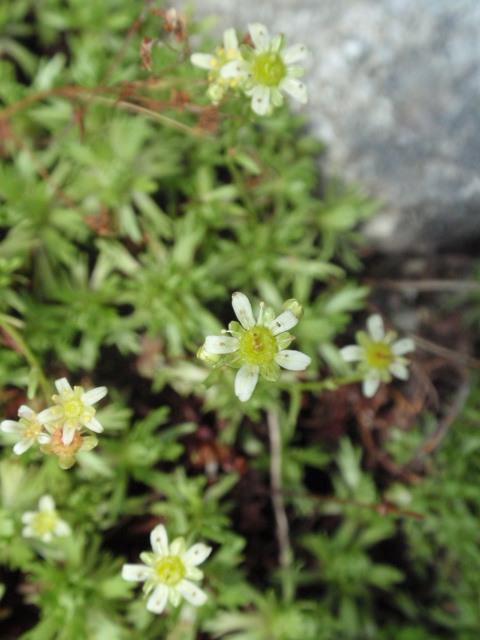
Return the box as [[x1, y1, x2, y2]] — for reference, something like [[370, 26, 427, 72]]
[[32, 511, 58, 537], [252, 52, 286, 87], [64, 399, 83, 420], [20, 418, 42, 439], [216, 46, 240, 64], [238, 325, 277, 365], [365, 342, 393, 370], [154, 555, 186, 587]]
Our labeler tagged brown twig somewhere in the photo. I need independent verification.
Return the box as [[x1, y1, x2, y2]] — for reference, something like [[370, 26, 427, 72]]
[[305, 493, 425, 521], [0, 84, 210, 138], [412, 375, 472, 467], [99, 0, 155, 89], [92, 95, 209, 137], [410, 334, 480, 370]]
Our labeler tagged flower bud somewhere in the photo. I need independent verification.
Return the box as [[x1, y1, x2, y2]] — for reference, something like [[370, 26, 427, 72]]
[[282, 298, 304, 319], [197, 345, 221, 365]]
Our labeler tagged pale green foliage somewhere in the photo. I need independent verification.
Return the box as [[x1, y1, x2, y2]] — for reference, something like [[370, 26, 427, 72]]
[[0, 1, 476, 639]]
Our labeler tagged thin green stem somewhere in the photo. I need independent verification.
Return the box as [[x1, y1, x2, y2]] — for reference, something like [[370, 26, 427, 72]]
[[277, 373, 364, 393], [286, 386, 301, 441], [0, 314, 51, 402], [267, 409, 293, 602]]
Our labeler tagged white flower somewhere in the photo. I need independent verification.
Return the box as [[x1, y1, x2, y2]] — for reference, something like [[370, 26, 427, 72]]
[[122, 524, 211, 615], [221, 23, 308, 115], [340, 314, 415, 397], [40, 378, 107, 446], [1, 405, 50, 455], [191, 28, 244, 103], [200, 292, 311, 402], [21, 495, 71, 543]]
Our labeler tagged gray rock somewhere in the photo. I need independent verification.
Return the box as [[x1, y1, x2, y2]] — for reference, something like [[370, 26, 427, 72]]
[[178, 0, 480, 251]]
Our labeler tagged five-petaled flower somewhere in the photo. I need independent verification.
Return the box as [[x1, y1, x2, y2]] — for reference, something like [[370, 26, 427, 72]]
[[199, 292, 311, 402], [221, 23, 308, 115], [21, 495, 71, 543], [191, 23, 308, 115], [190, 27, 243, 104], [340, 314, 415, 397], [1, 405, 50, 455], [0, 378, 107, 468], [122, 524, 212, 615], [40, 378, 107, 446]]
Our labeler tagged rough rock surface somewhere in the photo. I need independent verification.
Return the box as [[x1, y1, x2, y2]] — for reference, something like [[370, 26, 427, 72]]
[[178, 0, 480, 251]]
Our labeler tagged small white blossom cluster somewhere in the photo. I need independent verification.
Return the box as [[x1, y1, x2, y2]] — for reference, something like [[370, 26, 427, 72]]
[[199, 292, 311, 401], [191, 23, 308, 115], [122, 524, 212, 615], [340, 314, 415, 397], [1, 378, 107, 469], [22, 495, 71, 543]]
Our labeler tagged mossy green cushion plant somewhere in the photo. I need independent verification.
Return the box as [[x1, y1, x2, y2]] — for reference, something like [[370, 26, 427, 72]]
[[2, 3, 464, 640]]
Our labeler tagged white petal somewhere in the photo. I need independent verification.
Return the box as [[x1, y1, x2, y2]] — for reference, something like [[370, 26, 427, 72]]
[[383, 330, 397, 346], [82, 386, 107, 406], [270, 34, 283, 54], [389, 362, 409, 380], [363, 372, 381, 397], [62, 424, 76, 446], [366, 315, 385, 342], [1, 420, 22, 433], [270, 86, 284, 107], [13, 438, 34, 455], [185, 566, 203, 581], [147, 584, 169, 614], [183, 543, 212, 567], [122, 563, 151, 582], [248, 23, 269, 51], [268, 310, 297, 336], [220, 59, 250, 79], [38, 433, 51, 444], [223, 27, 238, 52], [280, 77, 308, 103], [234, 364, 259, 402], [282, 43, 308, 64], [54, 520, 71, 537], [340, 345, 365, 362], [39, 495, 55, 511], [169, 588, 182, 608], [232, 292, 255, 329], [204, 335, 239, 354], [17, 405, 35, 419], [177, 580, 208, 607], [170, 537, 185, 557], [22, 526, 33, 538], [392, 338, 415, 356], [37, 407, 56, 423], [150, 524, 169, 555], [21, 512, 34, 525], [250, 84, 270, 116], [275, 350, 311, 371], [84, 416, 103, 433], [190, 53, 216, 70], [55, 377, 72, 395]]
